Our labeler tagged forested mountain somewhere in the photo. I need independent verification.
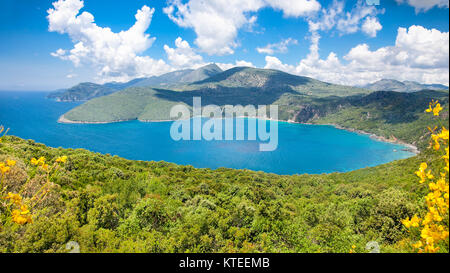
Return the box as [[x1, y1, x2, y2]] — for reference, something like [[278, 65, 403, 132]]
[[59, 66, 449, 149], [0, 133, 445, 253], [60, 66, 370, 122], [47, 64, 223, 102], [363, 79, 448, 93]]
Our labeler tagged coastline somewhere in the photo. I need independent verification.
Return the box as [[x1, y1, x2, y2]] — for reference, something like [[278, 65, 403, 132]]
[[58, 115, 419, 154], [255, 118, 419, 154], [57, 115, 136, 124], [322, 123, 419, 155]]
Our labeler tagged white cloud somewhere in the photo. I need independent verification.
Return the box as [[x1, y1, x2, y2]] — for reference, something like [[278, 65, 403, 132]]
[[47, 0, 171, 83], [395, 0, 449, 13], [217, 60, 256, 71], [392, 25, 449, 68], [266, 0, 321, 17], [163, 0, 320, 55], [256, 38, 298, 54], [264, 25, 449, 86], [162, 37, 255, 71], [335, 0, 381, 35], [164, 37, 206, 69], [304, 0, 383, 61], [361, 17, 382, 37], [265, 56, 296, 71], [311, 0, 344, 31], [50, 48, 66, 58]]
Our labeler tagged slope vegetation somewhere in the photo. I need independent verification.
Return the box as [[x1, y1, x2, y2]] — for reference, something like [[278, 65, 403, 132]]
[[0, 135, 445, 253]]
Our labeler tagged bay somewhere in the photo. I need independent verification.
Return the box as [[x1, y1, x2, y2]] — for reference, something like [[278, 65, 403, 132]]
[[0, 91, 415, 175]]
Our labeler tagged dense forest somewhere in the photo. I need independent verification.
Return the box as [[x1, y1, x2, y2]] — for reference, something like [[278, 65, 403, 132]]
[[0, 133, 447, 253], [1, 89, 448, 253]]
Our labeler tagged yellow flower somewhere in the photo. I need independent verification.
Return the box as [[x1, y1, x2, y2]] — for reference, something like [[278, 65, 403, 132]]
[[412, 241, 423, 249], [439, 127, 449, 141], [433, 103, 443, 116], [0, 163, 10, 174], [5, 192, 22, 206], [410, 215, 421, 227], [6, 159, 16, 167], [415, 163, 433, 183], [404, 101, 449, 253], [402, 218, 412, 228], [425, 100, 444, 116], [56, 156, 68, 164], [31, 158, 38, 166], [20, 204, 30, 214], [32, 157, 49, 171], [11, 209, 32, 225]]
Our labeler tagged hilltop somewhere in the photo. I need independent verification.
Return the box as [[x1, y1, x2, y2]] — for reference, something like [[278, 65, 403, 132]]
[[59, 66, 450, 148], [47, 64, 223, 102], [61, 66, 370, 122], [363, 79, 448, 93]]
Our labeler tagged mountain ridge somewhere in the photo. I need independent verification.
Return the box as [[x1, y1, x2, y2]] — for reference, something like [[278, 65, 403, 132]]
[[363, 79, 448, 93], [60, 66, 373, 124], [47, 64, 223, 102]]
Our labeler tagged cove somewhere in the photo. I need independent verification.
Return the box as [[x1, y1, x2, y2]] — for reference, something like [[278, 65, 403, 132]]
[[0, 91, 416, 175]]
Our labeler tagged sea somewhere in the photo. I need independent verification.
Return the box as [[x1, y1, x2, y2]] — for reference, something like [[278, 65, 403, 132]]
[[0, 91, 415, 175]]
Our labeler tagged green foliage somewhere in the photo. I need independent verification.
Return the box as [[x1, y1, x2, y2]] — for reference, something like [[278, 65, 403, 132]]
[[48, 64, 223, 102], [0, 135, 443, 253], [62, 67, 448, 153], [313, 90, 449, 149], [47, 82, 116, 102], [62, 67, 370, 123]]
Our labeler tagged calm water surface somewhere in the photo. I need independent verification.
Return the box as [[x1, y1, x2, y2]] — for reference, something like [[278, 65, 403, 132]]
[[0, 91, 415, 175]]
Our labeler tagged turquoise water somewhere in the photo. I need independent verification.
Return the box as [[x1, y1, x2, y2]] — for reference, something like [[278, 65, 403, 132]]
[[0, 91, 415, 175]]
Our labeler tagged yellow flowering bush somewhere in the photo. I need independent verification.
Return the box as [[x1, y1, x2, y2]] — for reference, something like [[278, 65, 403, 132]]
[[0, 125, 8, 143], [0, 135, 68, 228], [0, 158, 33, 225], [402, 100, 449, 253]]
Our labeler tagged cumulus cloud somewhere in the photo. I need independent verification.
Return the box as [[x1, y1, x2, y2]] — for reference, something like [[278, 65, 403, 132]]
[[395, 0, 449, 13], [265, 0, 321, 17], [47, 0, 171, 82], [163, 37, 254, 71], [163, 0, 321, 55], [164, 37, 206, 69], [361, 17, 382, 37], [335, 0, 382, 36], [264, 25, 449, 86], [306, 0, 382, 37], [256, 38, 298, 54]]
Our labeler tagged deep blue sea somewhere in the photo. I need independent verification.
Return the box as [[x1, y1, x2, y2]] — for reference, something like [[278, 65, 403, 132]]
[[0, 91, 415, 175]]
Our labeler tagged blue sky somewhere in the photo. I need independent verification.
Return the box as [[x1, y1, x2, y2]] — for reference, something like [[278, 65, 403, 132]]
[[0, 0, 448, 90]]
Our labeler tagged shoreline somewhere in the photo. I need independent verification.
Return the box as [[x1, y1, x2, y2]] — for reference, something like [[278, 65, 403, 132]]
[[58, 115, 419, 154], [57, 115, 137, 124], [321, 123, 419, 154]]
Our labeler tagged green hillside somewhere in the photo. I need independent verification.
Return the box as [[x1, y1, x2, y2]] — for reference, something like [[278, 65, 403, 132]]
[[62, 71, 449, 149], [48, 64, 223, 102], [0, 135, 446, 253], [179, 67, 370, 97], [364, 79, 449, 93], [62, 88, 186, 122], [62, 67, 371, 122], [47, 82, 117, 102], [312, 90, 449, 149]]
